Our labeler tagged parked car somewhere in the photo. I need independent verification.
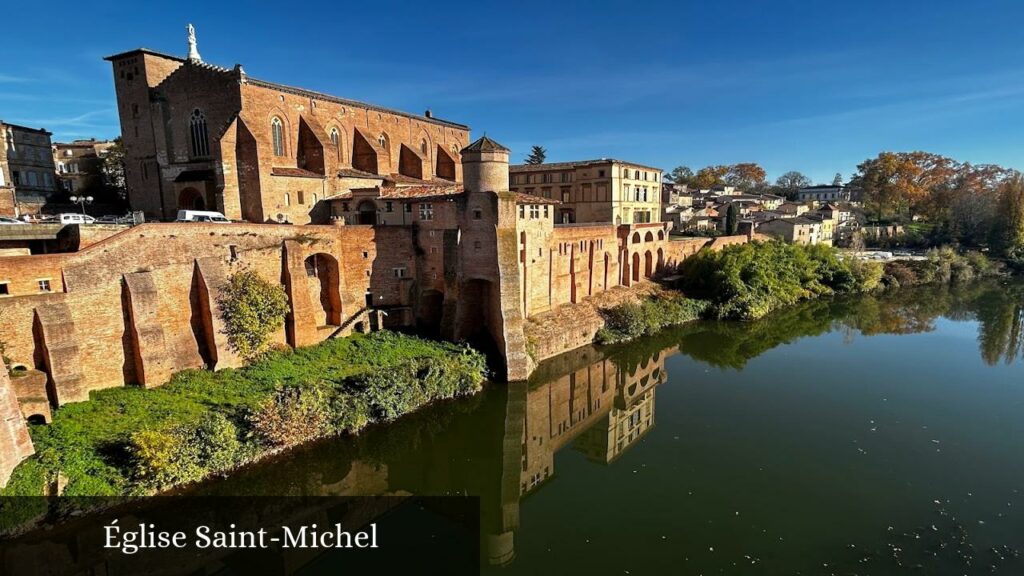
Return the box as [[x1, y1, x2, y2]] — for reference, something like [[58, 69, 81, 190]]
[[57, 213, 97, 225], [0, 216, 28, 225], [175, 210, 231, 223]]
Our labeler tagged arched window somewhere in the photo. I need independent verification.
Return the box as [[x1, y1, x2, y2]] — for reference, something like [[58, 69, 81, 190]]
[[271, 117, 285, 156], [189, 109, 209, 158], [378, 133, 387, 148], [420, 139, 428, 155], [329, 128, 340, 158]]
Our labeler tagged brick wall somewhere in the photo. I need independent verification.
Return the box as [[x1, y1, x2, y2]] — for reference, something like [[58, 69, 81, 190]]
[[0, 362, 34, 488], [0, 188, 16, 218], [0, 222, 420, 405]]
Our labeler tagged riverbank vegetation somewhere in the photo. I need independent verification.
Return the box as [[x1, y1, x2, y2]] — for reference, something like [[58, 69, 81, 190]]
[[880, 247, 1001, 289], [596, 293, 709, 344], [675, 241, 884, 320], [0, 332, 486, 499]]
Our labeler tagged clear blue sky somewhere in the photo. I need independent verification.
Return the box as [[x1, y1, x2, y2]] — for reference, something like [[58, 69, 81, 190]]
[[3, 0, 1023, 183]]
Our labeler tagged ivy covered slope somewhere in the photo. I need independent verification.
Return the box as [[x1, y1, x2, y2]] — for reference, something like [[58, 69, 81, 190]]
[[1, 331, 487, 497]]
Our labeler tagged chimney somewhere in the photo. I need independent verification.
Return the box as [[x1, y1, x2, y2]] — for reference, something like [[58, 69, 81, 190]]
[[424, 109, 432, 119]]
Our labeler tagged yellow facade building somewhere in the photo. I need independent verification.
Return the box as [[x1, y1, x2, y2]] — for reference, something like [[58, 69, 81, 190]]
[[509, 159, 662, 224]]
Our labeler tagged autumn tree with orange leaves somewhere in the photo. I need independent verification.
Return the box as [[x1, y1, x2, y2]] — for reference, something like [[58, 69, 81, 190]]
[[851, 152, 958, 221], [691, 163, 767, 190]]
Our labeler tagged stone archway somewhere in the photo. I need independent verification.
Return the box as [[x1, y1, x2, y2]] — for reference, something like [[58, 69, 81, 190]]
[[178, 187, 205, 210], [632, 252, 641, 283], [304, 253, 341, 326], [644, 250, 653, 278]]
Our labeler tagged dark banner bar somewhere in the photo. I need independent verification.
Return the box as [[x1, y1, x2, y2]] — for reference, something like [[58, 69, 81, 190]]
[[0, 496, 479, 575]]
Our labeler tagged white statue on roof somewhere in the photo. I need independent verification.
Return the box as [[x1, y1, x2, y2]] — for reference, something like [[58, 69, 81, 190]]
[[186, 23, 202, 63]]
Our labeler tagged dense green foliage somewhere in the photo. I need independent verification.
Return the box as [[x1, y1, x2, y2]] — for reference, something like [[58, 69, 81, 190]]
[[1, 332, 486, 497], [596, 294, 709, 344], [676, 241, 883, 320], [218, 271, 290, 361], [881, 247, 1001, 289]]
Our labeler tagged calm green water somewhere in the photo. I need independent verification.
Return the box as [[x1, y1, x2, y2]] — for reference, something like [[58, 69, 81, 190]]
[[199, 280, 1024, 575]]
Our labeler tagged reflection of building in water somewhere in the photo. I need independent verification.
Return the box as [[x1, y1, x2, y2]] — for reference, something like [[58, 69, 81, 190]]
[[519, 346, 667, 495], [574, 387, 656, 464], [481, 345, 668, 566]]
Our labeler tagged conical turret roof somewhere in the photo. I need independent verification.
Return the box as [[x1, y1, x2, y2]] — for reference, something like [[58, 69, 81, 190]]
[[461, 135, 510, 154]]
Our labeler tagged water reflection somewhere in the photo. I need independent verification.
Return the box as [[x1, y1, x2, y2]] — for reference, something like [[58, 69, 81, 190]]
[[192, 280, 1024, 573], [669, 280, 1024, 369]]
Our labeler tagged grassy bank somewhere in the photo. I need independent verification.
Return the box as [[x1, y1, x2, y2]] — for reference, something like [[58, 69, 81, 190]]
[[1, 331, 486, 499]]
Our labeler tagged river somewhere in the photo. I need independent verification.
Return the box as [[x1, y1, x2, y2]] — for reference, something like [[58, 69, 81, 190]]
[[196, 280, 1024, 575]]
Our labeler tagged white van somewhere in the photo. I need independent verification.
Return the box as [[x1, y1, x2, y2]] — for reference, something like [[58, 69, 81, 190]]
[[175, 210, 231, 223], [57, 213, 96, 225]]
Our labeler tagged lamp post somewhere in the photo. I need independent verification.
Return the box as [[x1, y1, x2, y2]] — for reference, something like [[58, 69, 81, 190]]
[[69, 195, 93, 214]]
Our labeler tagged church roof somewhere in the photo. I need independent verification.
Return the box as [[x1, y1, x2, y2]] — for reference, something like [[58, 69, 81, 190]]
[[104, 48, 469, 131]]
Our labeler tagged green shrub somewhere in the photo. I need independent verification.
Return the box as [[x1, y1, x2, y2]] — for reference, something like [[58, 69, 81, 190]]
[[882, 249, 999, 289], [597, 294, 709, 344], [677, 240, 882, 321], [249, 385, 331, 447], [218, 271, 290, 361], [192, 413, 244, 471], [130, 428, 202, 489]]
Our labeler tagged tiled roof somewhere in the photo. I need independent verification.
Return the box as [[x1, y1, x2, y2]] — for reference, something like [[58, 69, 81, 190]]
[[380, 185, 464, 200], [513, 192, 560, 205], [271, 167, 325, 178], [337, 168, 385, 179], [103, 48, 469, 130], [461, 136, 510, 153], [103, 48, 186, 62], [510, 158, 662, 173], [246, 78, 468, 130], [0, 121, 51, 135]]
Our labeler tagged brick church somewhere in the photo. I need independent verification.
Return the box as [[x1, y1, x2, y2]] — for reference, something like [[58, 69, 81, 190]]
[[105, 25, 470, 223]]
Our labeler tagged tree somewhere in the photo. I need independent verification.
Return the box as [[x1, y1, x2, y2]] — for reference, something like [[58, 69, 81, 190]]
[[693, 165, 729, 189], [933, 163, 1008, 245], [775, 171, 812, 198], [725, 203, 739, 235], [991, 173, 1024, 257], [670, 166, 694, 186], [218, 271, 290, 361], [832, 172, 844, 186], [524, 146, 547, 165], [101, 137, 127, 203], [853, 151, 956, 221], [725, 163, 767, 190]]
